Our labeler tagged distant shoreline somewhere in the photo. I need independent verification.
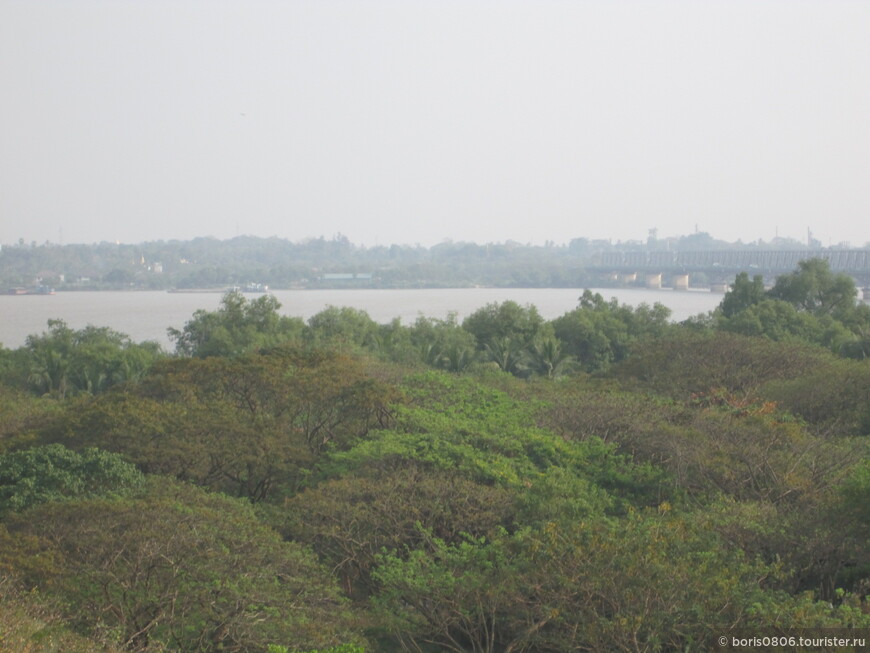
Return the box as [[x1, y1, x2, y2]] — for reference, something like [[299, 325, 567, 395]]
[[26, 284, 724, 294]]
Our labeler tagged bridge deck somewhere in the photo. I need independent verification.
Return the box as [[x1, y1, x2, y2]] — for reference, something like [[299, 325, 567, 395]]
[[593, 250, 870, 273]]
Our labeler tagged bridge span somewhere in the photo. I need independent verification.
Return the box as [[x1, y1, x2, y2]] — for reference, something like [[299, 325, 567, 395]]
[[589, 249, 870, 295]]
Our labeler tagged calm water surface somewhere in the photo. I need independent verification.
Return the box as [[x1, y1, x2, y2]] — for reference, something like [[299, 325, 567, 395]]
[[0, 288, 722, 350]]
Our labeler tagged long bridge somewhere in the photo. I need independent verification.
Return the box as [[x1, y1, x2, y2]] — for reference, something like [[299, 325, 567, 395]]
[[588, 249, 870, 294]]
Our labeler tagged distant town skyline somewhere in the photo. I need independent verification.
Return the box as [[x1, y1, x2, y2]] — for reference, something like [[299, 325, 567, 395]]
[[2, 1, 869, 249], [2, 228, 860, 252]]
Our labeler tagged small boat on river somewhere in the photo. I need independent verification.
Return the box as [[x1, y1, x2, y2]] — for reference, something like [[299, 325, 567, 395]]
[[6, 286, 55, 295]]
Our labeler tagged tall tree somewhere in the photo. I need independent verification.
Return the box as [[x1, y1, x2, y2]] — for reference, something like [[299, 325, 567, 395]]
[[462, 301, 546, 352], [168, 290, 304, 357], [720, 271, 766, 318], [767, 258, 858, 317]]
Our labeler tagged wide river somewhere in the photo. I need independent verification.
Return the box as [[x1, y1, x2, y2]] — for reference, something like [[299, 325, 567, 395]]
[[1, 287, 723, 350]]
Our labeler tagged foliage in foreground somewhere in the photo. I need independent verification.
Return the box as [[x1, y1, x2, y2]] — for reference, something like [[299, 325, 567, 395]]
[[5, 479, 362, 652], [0, 259, 868, 651]]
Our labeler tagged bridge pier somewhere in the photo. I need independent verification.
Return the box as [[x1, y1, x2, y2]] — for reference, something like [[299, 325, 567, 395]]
[[645, 273, 662, 289], [620, 272, 637, 284], [710, 282, 728, 293], [672, 274, 689, 291], [592, 250, 868, 289]]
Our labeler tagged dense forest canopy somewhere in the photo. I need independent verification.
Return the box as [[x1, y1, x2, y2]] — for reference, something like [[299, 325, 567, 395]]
[[1, 259, 868, 651]]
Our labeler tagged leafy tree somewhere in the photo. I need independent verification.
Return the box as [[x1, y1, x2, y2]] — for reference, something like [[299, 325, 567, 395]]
[[168, 290, 304, 357], [372, 511, 867, 652], [715, 261, 870, 359], [22, 320, 163, 398], [0, 572, 125, 653], [8, 479, 361, 652], [612, 330, 833, 399], [0, 384, 62, 453], [0, 444, 144, 516], [462, 301, 546, 352], [551, 308, 616, 371], [57, 348, 398, 502], [657, 405, 849, 504], [839, 321, 870, 359], [325, 372, 672, 515], [701, 485, 870, 600], [538, 373, 866, 599], [0, 524, 60, 590], [0, 346, 30, 388], [720, 271, 766, 318], [368, 317, 416, 364], [537, 384, 685, 447], [762, 358, 870, 437], [551, 290, 671, 372], [767, 258, 858, 317], [305, 306, 380, 351], [718, 298, 854, 351], [283, 464, 516, 597], [373, 529, 525, 653]]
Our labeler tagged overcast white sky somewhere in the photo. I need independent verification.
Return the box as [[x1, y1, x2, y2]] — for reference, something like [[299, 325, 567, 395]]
[[2, 0, 869, 248]]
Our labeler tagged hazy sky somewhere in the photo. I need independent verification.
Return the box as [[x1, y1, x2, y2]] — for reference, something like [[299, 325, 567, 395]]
[[2, 1, 869, 248]]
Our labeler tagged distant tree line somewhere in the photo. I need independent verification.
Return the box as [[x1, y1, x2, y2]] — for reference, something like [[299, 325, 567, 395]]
[[3, 232, 859, 291]]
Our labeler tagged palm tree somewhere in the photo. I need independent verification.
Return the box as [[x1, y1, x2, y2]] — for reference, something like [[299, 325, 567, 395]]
[[525, 337, 573, 379], [441, 344, 474, 373], [29, 346, 70, 398], [484, 337, 525, 376]]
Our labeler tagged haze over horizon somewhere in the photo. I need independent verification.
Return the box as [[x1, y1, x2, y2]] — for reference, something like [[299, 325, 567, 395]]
[[0, 230, 856, 251], [2, 1, 869, 249]]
